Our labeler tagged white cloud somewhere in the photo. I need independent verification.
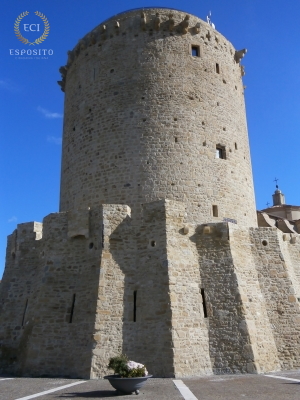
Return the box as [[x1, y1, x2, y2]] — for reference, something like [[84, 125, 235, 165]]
[[47, 136, 62, 145], [0, 79, 20, 92], [37, 106, 63, 119], [8, 216, 17, 223], [0, 80, 8, 88]]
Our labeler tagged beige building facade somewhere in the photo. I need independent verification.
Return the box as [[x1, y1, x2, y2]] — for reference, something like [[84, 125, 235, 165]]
[[0, 8, 300, 379]]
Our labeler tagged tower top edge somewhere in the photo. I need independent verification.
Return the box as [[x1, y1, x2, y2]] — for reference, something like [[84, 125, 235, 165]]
[[57, 6, 242, 92], [68, 8, 231, 57], [100, 6, 202, 25]]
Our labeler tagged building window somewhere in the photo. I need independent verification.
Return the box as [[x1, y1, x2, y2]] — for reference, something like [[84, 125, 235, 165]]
[[201, 289, 208, 318], [191, 45, 200, 57], [212, 205, 218, 217], [21, 299, 28, 326], [216, 145, 226, 159], [216, 63, 220, 74], [69, 294, 76, 323], [133, 291, 137, 322]]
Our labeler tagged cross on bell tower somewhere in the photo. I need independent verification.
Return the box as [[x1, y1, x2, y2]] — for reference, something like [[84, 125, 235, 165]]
[[272, 178, 285, 206]]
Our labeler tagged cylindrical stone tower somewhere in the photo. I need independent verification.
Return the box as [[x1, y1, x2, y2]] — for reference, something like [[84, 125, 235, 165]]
[[59, 7, 257, 227]]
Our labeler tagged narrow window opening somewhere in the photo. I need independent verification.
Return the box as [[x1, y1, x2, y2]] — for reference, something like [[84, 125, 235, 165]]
[[89, 242, 94, 249], [102, 223, 104, 248], [216, 63, 220, 74], [175, 137, 178, 143], [191, 45, 200, 57], [21, 299, 28, 326], [133, 291, 137, 322], [150, 240, 156, 247], [216, 147, 223, 158], [69, 294, 76, 323], [201, 289, 208, 318], [235, 142, 238, 150], [212, 205, 218, 217], [216, 145, 226, 159]]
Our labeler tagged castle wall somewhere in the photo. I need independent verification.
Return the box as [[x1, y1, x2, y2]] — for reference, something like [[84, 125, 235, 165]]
[[92, 202, 176, 378], [194, 222, 261, 374], [1, 201, 300, 378], [249, 227, 300, 370], [59, 8, 257, 227], [0, 211, 103, 378], [0, 223, 42, 374], [229, 226, 280, 373], [164, 200, 212, 377]]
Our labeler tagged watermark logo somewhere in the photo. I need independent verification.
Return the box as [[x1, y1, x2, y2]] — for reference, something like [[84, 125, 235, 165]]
[[10, 11, 53, 59], [14, 11, 50, 45]]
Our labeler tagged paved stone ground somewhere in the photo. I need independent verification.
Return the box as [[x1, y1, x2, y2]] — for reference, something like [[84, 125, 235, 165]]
[[0, 371, 299, 400]]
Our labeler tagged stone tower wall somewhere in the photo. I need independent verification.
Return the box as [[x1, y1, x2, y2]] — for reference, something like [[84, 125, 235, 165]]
[[59, 8, 257, 227]]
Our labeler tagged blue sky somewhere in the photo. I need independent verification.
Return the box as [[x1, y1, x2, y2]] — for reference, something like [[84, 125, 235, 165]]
[[1, 0, 300, 278]]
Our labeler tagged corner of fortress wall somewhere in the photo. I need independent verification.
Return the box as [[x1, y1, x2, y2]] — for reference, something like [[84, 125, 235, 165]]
[[0, 222, 43, 375], [0, 210, 104, 378], [247, 227, 300, 370]]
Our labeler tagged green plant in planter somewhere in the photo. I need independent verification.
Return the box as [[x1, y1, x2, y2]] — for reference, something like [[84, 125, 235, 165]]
[[108, 354, 148, 377]]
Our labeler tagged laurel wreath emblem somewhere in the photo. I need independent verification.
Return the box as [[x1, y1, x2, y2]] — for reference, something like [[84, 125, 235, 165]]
[[14, 11, 50, 45]]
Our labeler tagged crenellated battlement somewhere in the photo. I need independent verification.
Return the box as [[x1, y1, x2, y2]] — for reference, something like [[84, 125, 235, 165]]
[[58, 8, 244, 92]]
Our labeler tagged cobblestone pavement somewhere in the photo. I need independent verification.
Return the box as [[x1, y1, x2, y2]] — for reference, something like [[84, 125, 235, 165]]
[[0, 371, 299, 400]]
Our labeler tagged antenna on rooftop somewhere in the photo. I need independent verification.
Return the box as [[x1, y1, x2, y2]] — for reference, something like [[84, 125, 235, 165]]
[[206, 11, 215, 29]]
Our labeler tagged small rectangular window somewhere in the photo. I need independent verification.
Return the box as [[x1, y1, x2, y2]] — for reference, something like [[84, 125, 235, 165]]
[[216, 145, 226, 159], [216, 63, 220, 74], [133, 291, 137, 322], [69, 294, 76, 323], [212, 205, 218, 217], [201, 289, 208, 318], [191, 45, 200, 57], [21, 299, 28, 326], [216, 148, 223, 158]]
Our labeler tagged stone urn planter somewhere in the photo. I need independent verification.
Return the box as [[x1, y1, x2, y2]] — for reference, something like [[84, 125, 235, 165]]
[[104, 374, 152, 395]]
